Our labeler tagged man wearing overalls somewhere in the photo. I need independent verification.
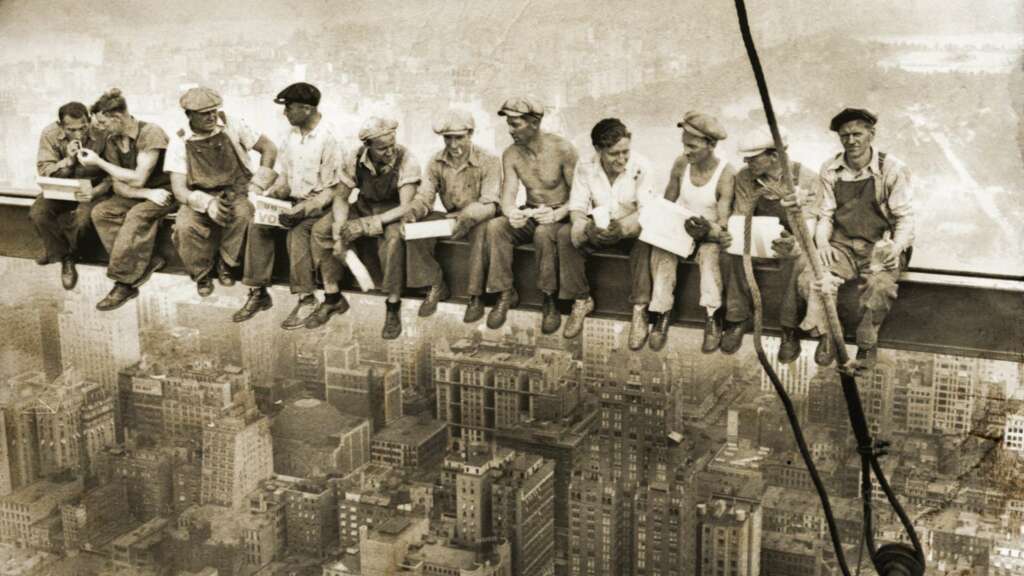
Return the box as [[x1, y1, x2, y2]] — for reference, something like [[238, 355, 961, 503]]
[[719, 127, 823, 361], [166, 87, 278, 297], [808, 108, 914, 370], [310, 116, 421, 339]]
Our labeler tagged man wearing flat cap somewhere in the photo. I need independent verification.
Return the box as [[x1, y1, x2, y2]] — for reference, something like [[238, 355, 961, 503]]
[[404, 108, 501, 320], [719, 127, 823, 361], [484, 95, 578, 333], [802, 107, 914, 370], [310, 115, 421, 339], [647, 111, 735, 352], [165, 86, 278, 298], [234, 82, 347, 330]]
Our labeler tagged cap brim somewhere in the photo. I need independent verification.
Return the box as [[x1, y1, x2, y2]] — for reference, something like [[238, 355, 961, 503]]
[[274, 97, 288, 105], [498, 109, 524, 117], [193, 105, 219, 113], [434, 129, 471, 136]]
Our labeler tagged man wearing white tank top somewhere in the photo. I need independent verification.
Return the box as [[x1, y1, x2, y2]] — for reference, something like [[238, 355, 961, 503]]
[[648, 111, 735, 352]]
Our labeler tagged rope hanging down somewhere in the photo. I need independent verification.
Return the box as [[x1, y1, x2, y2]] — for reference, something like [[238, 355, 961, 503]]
[[730, 2, 925, 575]]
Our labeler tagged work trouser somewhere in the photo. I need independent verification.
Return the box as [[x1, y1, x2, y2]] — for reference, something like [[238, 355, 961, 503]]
[[311, 202, 405, 296], [242, 207, 322, 295], [92, 195, 177, 285], [30, 196, 101, 262], [555, 222, 651, 304], [723, 252, 806, 328], [800, 238, 904, 348], [405, 212, 490, 295], [485, 216, 560, 295], [649, 242, 722, 314], [172, 193, 253, 281]]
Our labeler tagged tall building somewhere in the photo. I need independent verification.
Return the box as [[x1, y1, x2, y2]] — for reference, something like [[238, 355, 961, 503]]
[[283, 478, 338, 559], [568, 468, 627, 576], [1004, 410, 1024, 453], [633, 480, 690, 576], [0, 476, 83, 547], [324, 341, 402, 431], [201, 405, 274, 509], [581, 317, 627, 387], [932, 354, 980, 435], [491, 453, 557, 576], [370, 414, 448, 471], [696, 498, 763, 576], [760, 337, 817, 400], [455, 448, 515, 547], [96, 446, 175, 521], [271, 398, 371, 478], [240, 309, 277, 388]]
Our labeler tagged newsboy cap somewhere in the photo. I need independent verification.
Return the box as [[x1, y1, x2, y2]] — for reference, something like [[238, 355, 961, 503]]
[[179, 87, 222, 112], [738, 126, 788, 159], [497, 96, 544, 118], [433, 109, 476, 135], [677, 111, 727, 142], [829, 107, 877, 132], [358, 116, 399, 142], [274, 82, 321, 107]]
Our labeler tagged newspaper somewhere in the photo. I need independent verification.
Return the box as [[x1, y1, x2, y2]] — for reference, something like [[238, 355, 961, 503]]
[[638, 196, 697, 258], [725, 215, 785, 258], [250, 194, 293, 228], [36, 176, 93, 202]]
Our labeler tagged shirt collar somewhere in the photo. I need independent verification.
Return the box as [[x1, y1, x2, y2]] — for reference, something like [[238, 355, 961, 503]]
[[359, 146, 399, 175], [290, 115, 327, 141], [123, 116, 141, 141], [437, 144, 480, 169], [831, 147, 881, 176]]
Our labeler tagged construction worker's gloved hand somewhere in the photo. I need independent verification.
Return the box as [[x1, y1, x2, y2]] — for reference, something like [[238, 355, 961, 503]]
[[341, 215, 383, 242], [247, 166, 278, 195], [596, 219, 623, 244], [401, 210, 419, 224], [684, 216, 711, 241], [277, 210, 302, 229], [811, 273, 844, 297], [208, 197, 235, 227], [449, 211, 476, 241], [771, 231, 797, 258]]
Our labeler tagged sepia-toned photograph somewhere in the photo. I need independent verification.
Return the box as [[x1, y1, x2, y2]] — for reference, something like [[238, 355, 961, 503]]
[[0, 1, 1021, 574]]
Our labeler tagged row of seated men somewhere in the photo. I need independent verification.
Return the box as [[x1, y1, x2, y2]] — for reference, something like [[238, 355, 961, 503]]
[[32, 83, 913, 370]]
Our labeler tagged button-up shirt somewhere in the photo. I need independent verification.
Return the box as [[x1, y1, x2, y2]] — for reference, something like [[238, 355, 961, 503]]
[[567, 152, 653, 220], [732, 161, 822, 221], [339, 145, 421, 191], [36, 122, 107, 180], [818, 148, 914, 249], [164, 112, 259, 177], [273, 119, 346, 200], [409, 144, 500, 219]]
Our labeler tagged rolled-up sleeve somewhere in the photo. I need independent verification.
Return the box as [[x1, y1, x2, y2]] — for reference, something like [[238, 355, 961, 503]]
[[567, 162, 592, 215], [478, 153, 501, 206], [885, 160, 915, 250], [317, 133, 345, 191], [816, 164, 838, 222], [408, 159, 441, 219], [37, 125, 66, 177], [163, 136, 188, 175], [338, 147, 360, 190], [396, 150, 421, 188]]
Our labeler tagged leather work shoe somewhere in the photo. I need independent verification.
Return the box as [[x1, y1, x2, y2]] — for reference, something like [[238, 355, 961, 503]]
[[233, 288, 273, 323], [216, 260, 236, 287], [36, 253, 50, 266], [96, 283, 139, 311], [628, 305, 650, 351], [814, 335, 836, 366], [648, 312, 671, 352], [563, 296, 594, 339], [419, 281, 450, 318], [305, 294, 350, 329], [720, 320, 752, 355], [196, 277, 215, 297], [486, 289, 519, 330], [463, 296, 485, 324], [855, 346, 878, 371], [777, 328, 802, 364], [382, 301, 402, 340], [541, 294, 562, 335], [701, 312, 722, 353], [281, 295, 317, 330], [61, 258, 78, 291], [132, 255, 166, 289]]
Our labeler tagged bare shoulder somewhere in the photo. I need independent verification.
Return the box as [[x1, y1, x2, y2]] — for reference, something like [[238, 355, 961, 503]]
[[669, 154, 688, 177], [501, 143, 524, 166]]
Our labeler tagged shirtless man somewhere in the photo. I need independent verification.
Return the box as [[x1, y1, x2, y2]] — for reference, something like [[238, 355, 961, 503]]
[[484, 96, 578, 332]]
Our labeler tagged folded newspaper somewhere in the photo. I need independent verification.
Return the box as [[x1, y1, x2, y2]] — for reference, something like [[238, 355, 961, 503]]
[[725, 215, 784, 258], [250, 194, 292, 228], [638, 196, 697, 258], [401, 218, 455, 240], [344, 250, 375, 292], [37, 176, 93, 202]]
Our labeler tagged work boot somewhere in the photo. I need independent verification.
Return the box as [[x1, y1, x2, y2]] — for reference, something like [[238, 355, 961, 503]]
[[541, 294, 561, 335], [463, 296, 485, 324], [648, 312, 671, 352], [777, 328, 802, 364], [132, 255, 166, 289], [814, 335, 836, 367], [628, 305, 650, 351], [305, 293, 350, 329], [196, 276, 215, 297], [720, 320, 752, 355], [486, 289, 518, 330], [701, 311, 722, 353], [281, 294, 317, 330], [419, 280, 450, 318], [855, 346, 878, 371], [61, 257, 78, 291], [36, 253, 50, 266], [382, 300, 402, 340], [96, 282, 139, 311], [563, 296, 594, 339], [233, 288, 272, 323], [216, 259, 235, 287]]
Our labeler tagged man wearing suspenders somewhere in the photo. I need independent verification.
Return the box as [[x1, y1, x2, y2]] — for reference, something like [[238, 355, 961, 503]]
[[648, 111, 735, 352], [807, 108, 915, 369]]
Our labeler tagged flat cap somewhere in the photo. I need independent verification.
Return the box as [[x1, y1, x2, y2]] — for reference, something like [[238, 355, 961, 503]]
[[829, 107, 877, 132], [274, 82, 321, 107], [179, 87, 222, 112], [432, 109, 476, 135], [358, 116, 399, 142], [738, 126, 788, 159], [677, 111, 727, 141], [497, 96, 544, 118]]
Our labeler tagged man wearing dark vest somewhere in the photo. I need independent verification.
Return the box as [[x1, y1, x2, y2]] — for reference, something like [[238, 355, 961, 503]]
[[166, 87, 278, 298], [806, 108, 914, 370], [719, 127, 823, 361], [310, 116, 421, 339], [32, 101, 111, 290], [77, 89, 176, 310]]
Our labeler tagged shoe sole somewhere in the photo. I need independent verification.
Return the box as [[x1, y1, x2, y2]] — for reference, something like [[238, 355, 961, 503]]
[[233, 300, 273, 323], [96, 290, 139, 312], [305, 303, 349, 329], [463, 308, 485, 323]]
